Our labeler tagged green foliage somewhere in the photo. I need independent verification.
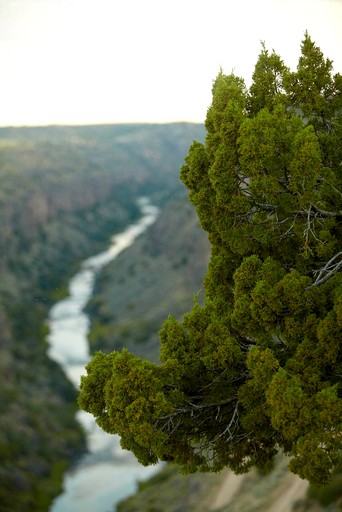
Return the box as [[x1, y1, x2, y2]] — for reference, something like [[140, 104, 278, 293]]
[[79, 34, 342, 485], [308, 466, 342, 506]]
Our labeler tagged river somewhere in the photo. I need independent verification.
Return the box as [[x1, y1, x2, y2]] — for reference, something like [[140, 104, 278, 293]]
[[47, 198, 161, 512]]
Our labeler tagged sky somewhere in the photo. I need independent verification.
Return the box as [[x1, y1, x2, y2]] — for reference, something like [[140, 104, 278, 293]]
[[0, 0, 341, 127]]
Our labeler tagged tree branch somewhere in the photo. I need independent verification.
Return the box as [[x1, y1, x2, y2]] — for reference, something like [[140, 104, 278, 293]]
[[254, 202, 278, 211], [159, 397, 238, 419], [311, 204, 342, 218], [210, 402, 239, 444], [307, 251, 342, 288]]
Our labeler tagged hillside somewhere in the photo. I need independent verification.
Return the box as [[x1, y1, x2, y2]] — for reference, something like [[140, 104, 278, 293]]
[[87, 193, 211, 361], [0, 123, 204, 511], [117, 456, 342, 512]]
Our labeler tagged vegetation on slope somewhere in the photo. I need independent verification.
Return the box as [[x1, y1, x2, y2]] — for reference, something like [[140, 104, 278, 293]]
[[0, 123, 204, 511], [117, 463, 221, 512], [86, 193, 210, 362]]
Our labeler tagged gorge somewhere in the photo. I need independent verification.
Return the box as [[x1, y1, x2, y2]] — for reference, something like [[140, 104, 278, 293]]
[[47, 199, 161, 512], [0, 123, 206, 511]]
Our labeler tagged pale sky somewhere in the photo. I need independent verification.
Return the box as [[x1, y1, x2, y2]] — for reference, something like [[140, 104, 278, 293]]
[[0, 0, 341, 126]]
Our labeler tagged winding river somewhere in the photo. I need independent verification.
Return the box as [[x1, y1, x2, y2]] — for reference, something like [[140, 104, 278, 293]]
[[47, 198, 161, 512]]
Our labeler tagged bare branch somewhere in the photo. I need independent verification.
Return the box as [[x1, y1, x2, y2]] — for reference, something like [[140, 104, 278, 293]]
[[158, 397, 237, 421], [307, 251, 342, 289], [210, 403, 239, 444], [311, 204, 342, 218], [255, 202, 278, 211], [276, 214, 299, 240], [303, 205, 324, 245], [156, 396, 239, 437]]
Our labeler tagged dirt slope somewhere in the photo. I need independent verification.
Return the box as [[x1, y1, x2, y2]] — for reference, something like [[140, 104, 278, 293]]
[[264, 473, 308, 512], [210, 470, 246, 510], [208, 456, 309, 512]]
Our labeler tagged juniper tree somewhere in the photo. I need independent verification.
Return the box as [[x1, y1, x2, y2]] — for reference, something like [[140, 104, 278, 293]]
[[78, 33, 342, 485]]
